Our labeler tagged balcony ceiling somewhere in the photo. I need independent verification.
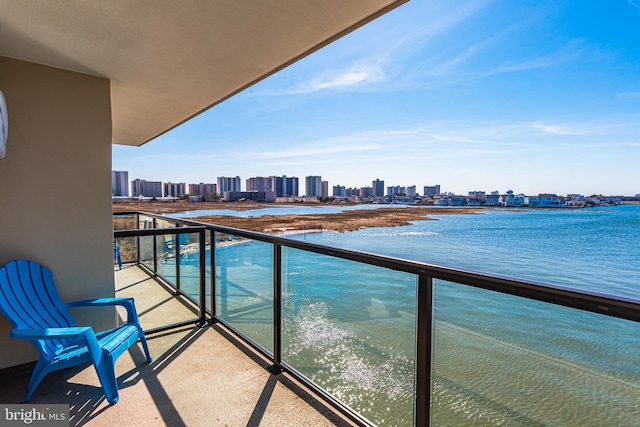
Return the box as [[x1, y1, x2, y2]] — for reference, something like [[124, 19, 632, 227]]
[[0, 0, 407, 146]]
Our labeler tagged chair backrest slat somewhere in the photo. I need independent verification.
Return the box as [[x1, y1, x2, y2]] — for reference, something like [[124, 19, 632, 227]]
[[0, 260, 76, 358]]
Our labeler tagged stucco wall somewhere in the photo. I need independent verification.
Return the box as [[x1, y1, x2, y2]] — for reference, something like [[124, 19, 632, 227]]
[[0, 56, 115, 369]]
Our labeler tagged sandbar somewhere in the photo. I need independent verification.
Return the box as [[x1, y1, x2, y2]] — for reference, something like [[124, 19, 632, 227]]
[[113, 201, 482, 234]]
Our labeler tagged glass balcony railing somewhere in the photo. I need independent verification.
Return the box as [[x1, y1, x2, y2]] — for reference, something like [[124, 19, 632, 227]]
[[112, 213, 138, 264], [215, 231, 274, 352], [281, 247, 418, 426], [114, 211, 640, 427], [114, 212, 208, 333], [430, 280, 640, 426]]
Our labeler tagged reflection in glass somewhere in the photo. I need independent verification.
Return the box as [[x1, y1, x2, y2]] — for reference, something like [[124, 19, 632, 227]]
[[431, 280, 640, 426], [113, 214, 138, 264], [282, 247, 418, 426], [177, 231, 201, 303], [215, 232, 274, 352]]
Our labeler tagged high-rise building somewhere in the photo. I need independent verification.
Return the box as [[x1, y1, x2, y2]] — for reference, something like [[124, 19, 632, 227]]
[[217, 176, 241, 194], [305, 176, 322, 197], [424, 185, 441, 197], [189, 183, 217, 196], [164, 182, 186, 197], [283, 176, 299, 197], [131, 179, 162, 198], [333, 185, 346, 197], [344, 187, 360, 197], [360, 186, 373, 198], [270, 176, 299, 197], [246, 176, 271, 192], [321, 180, 329, 197], [346, 187, 359, 197], [372, 179, 384, 197], [111, 170, 129, 197], [406, 186, 417, 197], [387, 186, 405, 196]]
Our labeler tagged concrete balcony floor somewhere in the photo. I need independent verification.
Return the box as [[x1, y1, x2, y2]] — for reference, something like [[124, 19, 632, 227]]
[[0, 265, 353, 426]]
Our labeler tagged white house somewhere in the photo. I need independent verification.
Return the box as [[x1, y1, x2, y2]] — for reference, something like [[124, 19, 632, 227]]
[[528, 194, 565, 207]]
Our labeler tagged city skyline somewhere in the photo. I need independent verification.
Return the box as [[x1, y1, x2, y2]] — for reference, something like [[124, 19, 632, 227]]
[[112, 0, 640, 196], [113, 170, 637, 199]]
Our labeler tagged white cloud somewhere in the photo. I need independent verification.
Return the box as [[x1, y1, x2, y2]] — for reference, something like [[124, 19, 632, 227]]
[[425, 20, 524, 77], [287, 64, 386, 94], [257, 0, 496, 96], [494, 39, 586, 73], [431, 134, 485, 144], [244, 142, 380, 160], [414, 0, 496, 44], [528, 120, 593, 136], [245, 129, 425, 160], [393, 35, 588, 94]]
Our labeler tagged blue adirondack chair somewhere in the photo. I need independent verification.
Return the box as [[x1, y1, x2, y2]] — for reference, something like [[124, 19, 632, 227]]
[[0, 259, 152, 404]]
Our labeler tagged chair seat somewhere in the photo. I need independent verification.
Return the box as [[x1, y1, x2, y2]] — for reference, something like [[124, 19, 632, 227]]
[[51, 324, 142, 364]]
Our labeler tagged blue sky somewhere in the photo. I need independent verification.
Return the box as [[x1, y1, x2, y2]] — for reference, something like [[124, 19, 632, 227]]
[[113, 0, 640, 196]]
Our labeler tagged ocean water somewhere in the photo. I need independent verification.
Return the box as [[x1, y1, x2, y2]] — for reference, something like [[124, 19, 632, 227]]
[[181, 204, 640, 426], [292, 204, 640, 298]]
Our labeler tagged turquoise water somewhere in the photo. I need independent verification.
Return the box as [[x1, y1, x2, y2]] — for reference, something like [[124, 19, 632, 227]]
[[291, 205, 640, 298], [176, 205, 640, 426]]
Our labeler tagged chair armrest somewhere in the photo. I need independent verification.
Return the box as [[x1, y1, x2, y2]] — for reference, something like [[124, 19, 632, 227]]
[[67, 297, 134, 308], [10, 327, 92, 340], [12, 326, 105, 364], [67, 297, 141, 325]]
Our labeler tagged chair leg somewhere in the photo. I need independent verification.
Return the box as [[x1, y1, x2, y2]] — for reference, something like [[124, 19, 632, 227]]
[[93, 351, 119, 404], [22, 357, 50, 403], [139, 330, 152, 363]]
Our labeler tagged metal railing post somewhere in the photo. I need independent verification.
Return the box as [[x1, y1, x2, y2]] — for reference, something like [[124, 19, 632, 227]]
[[210, 229, 216, 319], [268, 243, 283, 374], [152, 218, 158, 275], [175, 225, 181, 293], [136, 213, 141, 264], [220, 240, 228, 318], [199, 228, 207, 326], [415, 273, 433, 427]]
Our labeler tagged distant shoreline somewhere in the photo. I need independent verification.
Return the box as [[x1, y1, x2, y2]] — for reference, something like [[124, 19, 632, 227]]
[[112, 200, 631, 234], [113, 201, 483, 233]]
